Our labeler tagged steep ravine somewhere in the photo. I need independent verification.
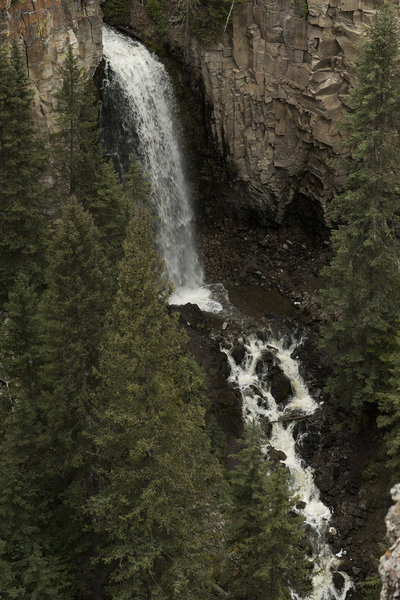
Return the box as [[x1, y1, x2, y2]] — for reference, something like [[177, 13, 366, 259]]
[[101, 25, 390, 598]]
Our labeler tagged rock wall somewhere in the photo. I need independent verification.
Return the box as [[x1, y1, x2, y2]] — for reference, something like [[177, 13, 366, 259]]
[[0, 0, 103, 135], [188, 0, 380, 223], [380, 485, 400, 600]]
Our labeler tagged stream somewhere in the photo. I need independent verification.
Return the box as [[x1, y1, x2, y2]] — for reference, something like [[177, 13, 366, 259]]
[[101, 24, 352, 599]]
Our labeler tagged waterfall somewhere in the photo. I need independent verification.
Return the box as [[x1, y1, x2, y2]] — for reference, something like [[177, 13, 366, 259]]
[[101, 25, 219, 310], [223, 334, 352, 600], [101, 25, 352, 599]]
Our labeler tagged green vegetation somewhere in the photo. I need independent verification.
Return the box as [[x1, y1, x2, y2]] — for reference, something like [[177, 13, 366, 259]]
[[224, 423, 313, 599], [0, 40, 312, 600], [102, 0, 131, 23], [0, 43, 47, 302], [321, 3, 400, 420]]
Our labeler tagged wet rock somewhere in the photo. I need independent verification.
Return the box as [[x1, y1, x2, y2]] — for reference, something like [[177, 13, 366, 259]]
[[231, 341, 246, 365], [332, 571, 345, 591], [270, 367, 292, 405], [268, 448, 287, 462]]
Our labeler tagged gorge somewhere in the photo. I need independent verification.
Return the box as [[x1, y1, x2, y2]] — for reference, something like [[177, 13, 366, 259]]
[[0, 0, 398, 597]]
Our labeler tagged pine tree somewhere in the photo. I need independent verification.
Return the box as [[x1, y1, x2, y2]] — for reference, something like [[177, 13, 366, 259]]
[[92, 158, 129, 266], [320, 3, 400, 416], [377, 334, 400, 473], [54, 45, 99, 199], [54, 45, 129, 266], [123, 154, 152, 220], [226, 423, 312, 600], [37, 196, 111, 597], [91, 203, 224, 599], [0, 274, 68, 599], [0, 42, 47, 302]]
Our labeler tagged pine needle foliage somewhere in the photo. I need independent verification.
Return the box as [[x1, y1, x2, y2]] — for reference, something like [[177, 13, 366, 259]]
[[91, 203, 225, 599], [37, 197, 111, 597], [0, 43, 47, 301], [320, 3, 400, 417], [226, 423, 312, 600]]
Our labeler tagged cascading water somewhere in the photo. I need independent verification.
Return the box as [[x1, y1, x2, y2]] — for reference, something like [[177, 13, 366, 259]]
[[222, 334, 353, 599], [101, 26, 352, 599], [102, 25, 219, 310]]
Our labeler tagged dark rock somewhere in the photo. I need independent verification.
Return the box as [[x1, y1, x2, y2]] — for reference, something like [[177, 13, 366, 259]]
[[332, 571, 345, 591], [270, 367, 292, 404], [268, 447, 287, 462], [231, 341, 246, 365]]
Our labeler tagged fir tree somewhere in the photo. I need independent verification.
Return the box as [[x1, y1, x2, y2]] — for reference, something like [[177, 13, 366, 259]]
[[92, 158, 129, 266], [0, 274, 67, 599], [226, 423, 312, 600], [91, 203, 224, 599], [0, 42, 47, 302], [320, 3, 400, 416], [37, 197, 111, 597], [54, 45, 99, 198]]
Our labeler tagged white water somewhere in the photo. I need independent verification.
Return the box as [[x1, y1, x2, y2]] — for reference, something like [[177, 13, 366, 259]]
[[223, 334, 352, 599], [102, 25, 220, 312], [101, 27, 352, 599]]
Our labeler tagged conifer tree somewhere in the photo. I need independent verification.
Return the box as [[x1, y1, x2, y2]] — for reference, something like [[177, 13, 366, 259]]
[[37, 197, 111, 597], [91, 203, 224, 599], [321, 3, 400, 416], [226, 423, 312, 600], [0, 274, 67, 599], [0, 42, 47, 302], [93, 158, 129, 265], [54, 45, 99, 199]]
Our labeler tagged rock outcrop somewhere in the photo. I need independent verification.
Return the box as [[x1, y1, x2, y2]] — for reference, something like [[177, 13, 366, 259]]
[[0, 0, 103, 134], [380, 485, 400, 599], [187, 0, 380, 223]]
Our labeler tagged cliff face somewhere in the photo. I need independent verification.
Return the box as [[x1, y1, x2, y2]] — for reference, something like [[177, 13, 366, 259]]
[[186, 0, 378, 223], [380, 485, 400, 600], [0, 0, 103, 134]]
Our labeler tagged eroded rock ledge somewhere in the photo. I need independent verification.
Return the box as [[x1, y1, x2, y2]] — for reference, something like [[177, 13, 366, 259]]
[[187, 0, 379, 222], [0, 0, 103, 135]]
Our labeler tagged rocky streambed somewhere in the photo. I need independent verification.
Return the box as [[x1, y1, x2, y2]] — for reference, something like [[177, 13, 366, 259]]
[[172, 213, 391, 598]]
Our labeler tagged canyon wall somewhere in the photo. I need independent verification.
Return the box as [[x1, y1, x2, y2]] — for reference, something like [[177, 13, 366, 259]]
[[185, 0, 379, 222], [0, 0, 103, 134]]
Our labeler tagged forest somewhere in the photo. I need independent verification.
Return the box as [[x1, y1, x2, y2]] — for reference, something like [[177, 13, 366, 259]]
[[1, 0, 400, 598]]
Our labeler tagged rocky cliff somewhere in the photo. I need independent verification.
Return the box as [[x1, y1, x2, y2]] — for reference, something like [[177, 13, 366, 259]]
[[380, 485, 400, 600], [0, 0, 103, 134], [183, 0, 379, 223]]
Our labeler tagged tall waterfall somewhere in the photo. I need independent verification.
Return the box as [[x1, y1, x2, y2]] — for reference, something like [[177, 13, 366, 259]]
[[102, 25, 217, 309], [101, 26, 352, 600]]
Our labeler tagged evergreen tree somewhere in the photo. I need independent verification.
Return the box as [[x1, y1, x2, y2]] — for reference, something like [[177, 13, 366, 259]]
[[92, 158, 129, 266], [226, 423, 312, 600], [55, 45, 129, 266], [0, 274, 67, 599], [320, 3, 400, 416], [91, 203, 224, 599], [124, 154, 152, 220], [54, 45, 99, 199], [37, 196, 111, 597], [377, 334, 400, 473], [0, 42, 47, 302]]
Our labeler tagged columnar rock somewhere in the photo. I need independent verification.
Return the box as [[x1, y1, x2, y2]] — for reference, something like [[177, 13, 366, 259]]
[[188, 0, 379, 222], [380, 485, 400, 600], [0, 0, 103, 135]]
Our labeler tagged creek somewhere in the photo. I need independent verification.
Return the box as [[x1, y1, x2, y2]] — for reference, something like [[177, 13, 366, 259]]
[[101, 24, 352, 599]]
